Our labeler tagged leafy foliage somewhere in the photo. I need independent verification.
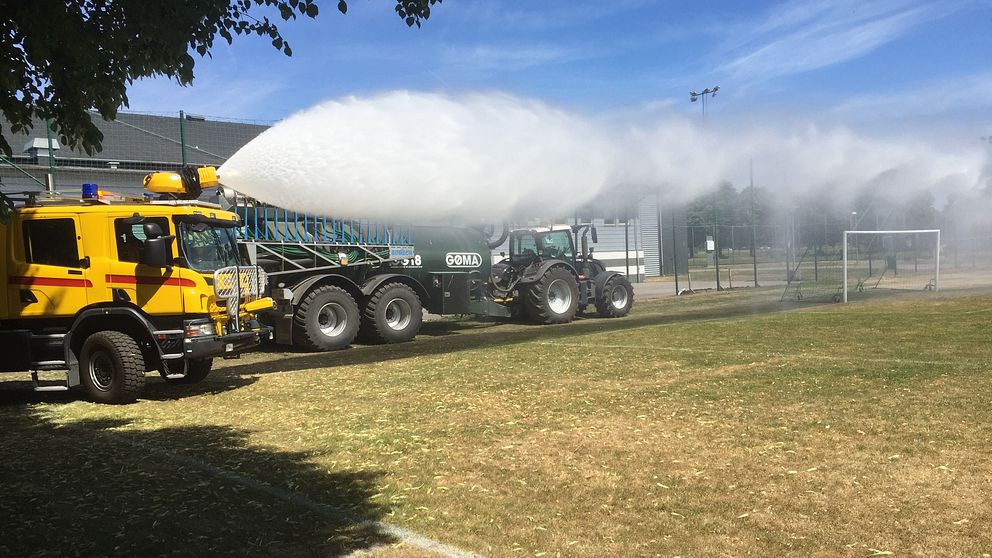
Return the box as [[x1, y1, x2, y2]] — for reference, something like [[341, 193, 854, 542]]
[[0, 0, 441, 157]]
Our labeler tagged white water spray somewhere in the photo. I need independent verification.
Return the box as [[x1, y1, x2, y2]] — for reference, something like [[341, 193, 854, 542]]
[[220, 92, 620, 221], [219, 91, 988, 221]]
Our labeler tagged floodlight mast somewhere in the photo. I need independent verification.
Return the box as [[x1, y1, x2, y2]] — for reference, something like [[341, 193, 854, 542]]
[[689, 85, 720, 116]]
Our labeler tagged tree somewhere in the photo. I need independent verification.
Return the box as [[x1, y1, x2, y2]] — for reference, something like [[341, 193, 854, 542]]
[[0, 0, 441, 156]]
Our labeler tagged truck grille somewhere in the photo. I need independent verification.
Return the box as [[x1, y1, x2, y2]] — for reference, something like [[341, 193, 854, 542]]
[[213, 266, 267, 300]]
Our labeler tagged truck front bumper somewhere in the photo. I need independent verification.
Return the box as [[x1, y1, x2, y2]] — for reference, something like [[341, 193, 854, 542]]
[[184, 325, 273, 359]]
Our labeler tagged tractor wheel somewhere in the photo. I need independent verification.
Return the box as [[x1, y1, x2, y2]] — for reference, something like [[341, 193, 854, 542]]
[[79, 331, 145, 404], [525, 267, 579, 324], [160, 358, 213, 385], [596, 274, 634, 318], [293, 285, 360, 351], [361, 283, 423, 343]]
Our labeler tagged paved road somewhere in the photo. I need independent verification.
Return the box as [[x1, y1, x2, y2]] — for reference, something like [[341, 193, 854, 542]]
[[632, 279, 788, 300]]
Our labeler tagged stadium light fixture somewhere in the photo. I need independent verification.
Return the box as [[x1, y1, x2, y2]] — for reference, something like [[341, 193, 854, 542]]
[[689, 85, 720, 116]]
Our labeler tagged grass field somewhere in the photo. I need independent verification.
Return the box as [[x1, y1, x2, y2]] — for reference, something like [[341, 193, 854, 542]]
[[2, 287, 992, 556]]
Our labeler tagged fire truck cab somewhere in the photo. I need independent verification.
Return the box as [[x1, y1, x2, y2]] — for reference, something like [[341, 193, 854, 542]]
[[0, 167, 273, 403]]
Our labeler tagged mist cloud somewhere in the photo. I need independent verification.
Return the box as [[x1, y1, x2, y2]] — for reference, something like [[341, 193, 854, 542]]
[[219, 91, 989, 222]]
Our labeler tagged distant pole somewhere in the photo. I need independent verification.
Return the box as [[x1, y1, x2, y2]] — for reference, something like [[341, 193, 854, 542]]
[[672, 207, 680, 294], [655, 196, 664, 278], [750, 162, 759, 287], [713, 195, 721, 290], [843, 231, 849, 302], [179, 110, 188, 166], [935, 230, 941, 292]]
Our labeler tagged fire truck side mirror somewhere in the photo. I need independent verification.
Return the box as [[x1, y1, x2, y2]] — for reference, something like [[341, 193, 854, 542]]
[[143, 222, 164, 239], [142, 238, 169, 268], [591, 226, 598, 244]]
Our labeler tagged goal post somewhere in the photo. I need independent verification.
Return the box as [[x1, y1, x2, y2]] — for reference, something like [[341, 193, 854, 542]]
[[842, 229, 940, 302]]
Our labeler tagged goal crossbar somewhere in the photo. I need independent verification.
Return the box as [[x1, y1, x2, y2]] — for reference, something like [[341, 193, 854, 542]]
[[842, 229, 941, 302]]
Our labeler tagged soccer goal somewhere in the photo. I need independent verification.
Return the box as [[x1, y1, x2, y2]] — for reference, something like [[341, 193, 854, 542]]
[[842, 230, 940, 302]]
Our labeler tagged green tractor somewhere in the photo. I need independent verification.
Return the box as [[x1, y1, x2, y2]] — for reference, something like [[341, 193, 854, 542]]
[[489, 224, 634, 324]]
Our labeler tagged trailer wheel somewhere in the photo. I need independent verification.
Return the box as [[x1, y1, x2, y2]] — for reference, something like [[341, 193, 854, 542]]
[[79, 331, 145, 404], [596, 275, 634, 318], [361, 282, 423, 343], [526, 267, 579, 324], [160, 358, 213, 385], [294, 285, 360, 351]]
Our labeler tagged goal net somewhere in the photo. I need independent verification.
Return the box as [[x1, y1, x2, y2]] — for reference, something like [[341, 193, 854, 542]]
[[843, 230, 940, 302]]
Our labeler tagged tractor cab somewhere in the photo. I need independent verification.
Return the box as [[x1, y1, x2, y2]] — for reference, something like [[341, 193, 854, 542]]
[[493, 223, 633, 324], [509, 227, 576, 267]]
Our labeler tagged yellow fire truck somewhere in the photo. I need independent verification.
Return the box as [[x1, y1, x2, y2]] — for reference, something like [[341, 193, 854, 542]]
[[0, 167, 273, 403]]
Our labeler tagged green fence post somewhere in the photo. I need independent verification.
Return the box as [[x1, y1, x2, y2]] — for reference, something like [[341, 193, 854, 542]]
[[179, 110, 188, 166]]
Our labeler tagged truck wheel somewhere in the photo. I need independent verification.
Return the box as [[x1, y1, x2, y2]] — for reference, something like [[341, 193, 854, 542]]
[[596, 275, 634, 318], [526, 267, 579, 324], [361, 282, 423, 343], [160, 358, 213, 385], [79, 331, 145, 404], [294, 285, 360, 351]]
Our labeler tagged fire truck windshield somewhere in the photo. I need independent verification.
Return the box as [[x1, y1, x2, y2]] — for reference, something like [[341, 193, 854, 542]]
[[178, 222, 241, 273]]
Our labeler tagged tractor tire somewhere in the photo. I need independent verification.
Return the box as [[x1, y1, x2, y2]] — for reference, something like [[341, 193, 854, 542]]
[[160, 358, 213, 385], [79, 331, 145, 404], [596, 274, 634, 318], [525, 267, 579, 324], [360, 283, 423, 344], [293, 285, 360, 351]]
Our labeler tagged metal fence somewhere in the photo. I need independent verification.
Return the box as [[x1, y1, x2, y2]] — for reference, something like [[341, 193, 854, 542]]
[[1, 110, 270, 196]]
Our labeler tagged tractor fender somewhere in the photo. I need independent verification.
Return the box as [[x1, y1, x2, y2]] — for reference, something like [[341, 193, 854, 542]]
[[360, 274, 430, 304], [518, 260, 579, 285], [593, 271, 623, 301], [65, 305, 164, 387], [289, 274, 362, 306]]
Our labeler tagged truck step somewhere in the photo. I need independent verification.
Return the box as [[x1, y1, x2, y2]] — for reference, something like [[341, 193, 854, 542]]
[[33, 385, 69, 392], [31, 360, 67, 370], [31, 371, 69, 392]]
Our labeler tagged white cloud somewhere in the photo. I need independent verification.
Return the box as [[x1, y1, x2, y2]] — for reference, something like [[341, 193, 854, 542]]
[[713, 0, 965, 84], [440, 43, 583, 72], [831, 72, 992, 119]]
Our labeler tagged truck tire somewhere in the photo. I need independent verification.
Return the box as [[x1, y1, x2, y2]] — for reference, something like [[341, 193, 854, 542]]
[[361, 282, 423, 344], [294, 285, 360, 351], [79, 331, 145, 404], [160, 358, 213, 385], [596, 274, 634, 318], [526, 267, 579, 324]]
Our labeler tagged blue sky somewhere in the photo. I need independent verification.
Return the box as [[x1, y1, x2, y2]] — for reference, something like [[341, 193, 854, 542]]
[[127, 0, 992, 135]]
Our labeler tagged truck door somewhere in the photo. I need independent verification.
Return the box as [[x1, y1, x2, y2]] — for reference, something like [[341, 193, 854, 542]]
[[105, 216, 186, 315], [7, 215, 91, 318]]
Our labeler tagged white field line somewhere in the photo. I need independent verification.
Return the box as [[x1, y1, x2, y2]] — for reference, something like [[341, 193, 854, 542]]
[[65, 423, 482, 558], [536, 341, 989, 368]]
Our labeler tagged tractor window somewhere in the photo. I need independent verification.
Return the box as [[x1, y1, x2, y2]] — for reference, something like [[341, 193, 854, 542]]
[[22, 219, 79, 267], [114, 217, 169, 263], [512, 234, 538, 264], [538, 231, 574, 260]]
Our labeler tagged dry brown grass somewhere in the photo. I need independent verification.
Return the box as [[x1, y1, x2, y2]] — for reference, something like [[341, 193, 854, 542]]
[[2, 287, 992, 556]]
